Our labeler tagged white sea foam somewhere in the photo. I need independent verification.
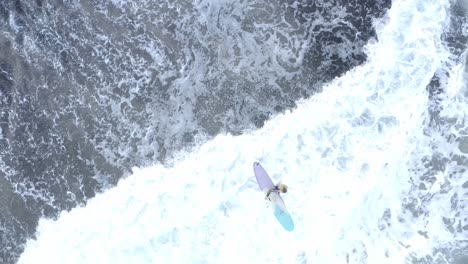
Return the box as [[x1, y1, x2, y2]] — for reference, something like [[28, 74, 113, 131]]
[[18, 0, 467, 263]]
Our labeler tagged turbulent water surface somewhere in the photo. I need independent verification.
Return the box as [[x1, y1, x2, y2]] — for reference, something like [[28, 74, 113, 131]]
[[0, 0, 467, 263]]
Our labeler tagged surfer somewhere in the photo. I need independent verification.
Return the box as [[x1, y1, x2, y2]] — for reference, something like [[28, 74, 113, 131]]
[[265, 183, 288, 200]]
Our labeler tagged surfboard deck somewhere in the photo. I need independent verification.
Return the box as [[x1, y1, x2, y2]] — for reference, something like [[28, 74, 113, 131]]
[[253, 162, 294, 231]]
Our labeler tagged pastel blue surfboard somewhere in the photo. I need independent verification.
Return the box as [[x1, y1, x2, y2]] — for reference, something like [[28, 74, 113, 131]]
[[253, 162, 294, 231]]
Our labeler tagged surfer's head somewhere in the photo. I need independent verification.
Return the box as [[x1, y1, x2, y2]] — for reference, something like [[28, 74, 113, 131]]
[[277, 183, 288, 193]]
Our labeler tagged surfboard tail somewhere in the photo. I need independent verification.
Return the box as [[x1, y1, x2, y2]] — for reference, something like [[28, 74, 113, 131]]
[[274, 204, 294, 231]]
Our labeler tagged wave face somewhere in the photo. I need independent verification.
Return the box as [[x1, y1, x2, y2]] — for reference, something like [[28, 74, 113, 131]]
[[0, 0, 393, 262], [15, 0, 468, 263]]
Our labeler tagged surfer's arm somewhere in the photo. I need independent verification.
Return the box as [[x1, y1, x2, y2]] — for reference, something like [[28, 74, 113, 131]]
[[265, 188, 280, 200]]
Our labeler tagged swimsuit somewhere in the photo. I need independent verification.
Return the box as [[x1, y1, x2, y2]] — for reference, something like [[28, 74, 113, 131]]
[[265, 186, 280, 200]]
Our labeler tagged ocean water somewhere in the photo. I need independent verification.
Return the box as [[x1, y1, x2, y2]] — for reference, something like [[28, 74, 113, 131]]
[[0, 0, 392, 262], [1, 0, 467, 263]]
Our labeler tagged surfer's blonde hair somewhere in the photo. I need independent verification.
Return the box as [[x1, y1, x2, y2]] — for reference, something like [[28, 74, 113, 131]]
[[277, 183, 288, 193]]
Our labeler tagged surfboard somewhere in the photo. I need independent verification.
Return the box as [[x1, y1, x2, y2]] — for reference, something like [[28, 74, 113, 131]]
[[253, 162, 294, 231]]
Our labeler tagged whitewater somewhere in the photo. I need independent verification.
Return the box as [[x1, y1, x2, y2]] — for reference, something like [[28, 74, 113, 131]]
[[18, 0, 467, 263]]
